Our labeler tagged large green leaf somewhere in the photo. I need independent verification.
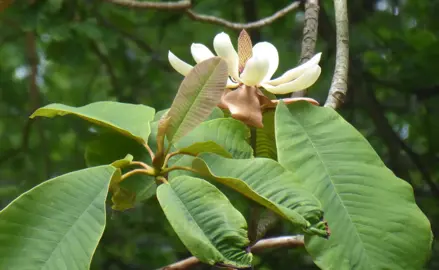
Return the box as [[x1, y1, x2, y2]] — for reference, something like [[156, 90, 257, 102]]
[[275, 101, 433, 270], [156, 176, 252, 268], [192, 153, 326, 236], [31, 101, 155, 143], [176, 118, 253, 159], [166, 57, 228, 143], [0, 165, 117, 269]]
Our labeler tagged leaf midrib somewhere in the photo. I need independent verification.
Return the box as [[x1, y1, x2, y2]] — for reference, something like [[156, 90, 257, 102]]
[[172, 63, 222, 143], [292, 117, 376, 268], [168, 182, 230, 262], [42, 184, 105, 269]]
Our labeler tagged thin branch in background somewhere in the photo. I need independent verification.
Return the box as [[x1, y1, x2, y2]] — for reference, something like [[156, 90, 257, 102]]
[[94, 11, 154, 54], [185, 2, 300, 30], [357, 76, 439, 197], [89, 40, 119, 94], [102, 0, 191, 9], [103, 0, 301, 31], [324, 0, 349, 109], [158, 235, 304, 270], [241, 0, 260, 42], [292, 0, 320, 98]]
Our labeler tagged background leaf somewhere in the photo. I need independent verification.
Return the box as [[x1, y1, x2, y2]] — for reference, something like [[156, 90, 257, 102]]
[[193, 153, 326, 236], [0, 165, 116, 269], [31, 101, 155, 143], [156, 176, 252, 268], [166, 57, 228, 143], [275, 102, 433, 270]]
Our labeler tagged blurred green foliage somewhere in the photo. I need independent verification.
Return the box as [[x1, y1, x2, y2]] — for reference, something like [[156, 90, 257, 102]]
[[0, 0, 438, 269]]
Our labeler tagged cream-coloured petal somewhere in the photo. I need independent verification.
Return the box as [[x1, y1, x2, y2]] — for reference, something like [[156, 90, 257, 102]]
[[226, 78, 239, 88], [262, 65, 321, 94], [240, 56, 270, 86], [213, 32, 240, 80], [267, 52, 322, 86], [190, 43, 215, 63], [252, 42, 279, 82], [168, 50, 193, 76]]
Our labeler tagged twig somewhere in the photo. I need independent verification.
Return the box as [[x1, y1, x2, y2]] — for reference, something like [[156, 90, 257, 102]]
[[102, 0, 191, 9], [94, 11, 154, 53], [357, 76, 439, 197], [143, 143, 155, 160], [292, 0, 320, 98], [185, 2, 300, 30], [160, 166, 198, 175], [158, 235, 304, 270], [89, 41, 119, 94], [121, 168, 154, 180], [130, 161, 153, 170], [324, 0, 349, 109], [104, 0, 301, 30]]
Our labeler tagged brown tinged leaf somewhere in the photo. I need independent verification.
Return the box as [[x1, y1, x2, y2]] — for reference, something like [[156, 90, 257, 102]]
[[166, 57, 228, 144], [238, 29, 253, 73], [219, 85, 264, 128], [0, 0, 13, 12], [153, 115, 171, 169]]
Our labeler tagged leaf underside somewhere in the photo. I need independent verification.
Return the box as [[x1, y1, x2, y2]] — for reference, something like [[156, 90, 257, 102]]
[[166, 57, 228, 143], [157, 176, 252, 268], [193, 153, 325, 235], [0, 165, 116, 269], [31, 101, 155, 143]]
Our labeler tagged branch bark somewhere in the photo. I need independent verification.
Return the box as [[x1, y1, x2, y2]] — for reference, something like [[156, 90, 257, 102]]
[[324, 0, 349, 109], [292, 0, 320, 98], [103, 0, 301, 31], [158, 235, 304, 270], [185, 2, 300, 30], [102, 0, 191, 9]]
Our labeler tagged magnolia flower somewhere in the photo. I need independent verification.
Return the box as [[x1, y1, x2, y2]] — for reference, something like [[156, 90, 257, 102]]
[[168, 31, 322, 127]]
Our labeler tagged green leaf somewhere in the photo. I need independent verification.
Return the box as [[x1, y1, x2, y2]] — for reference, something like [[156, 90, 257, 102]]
[[111, 154, 134, 169], [192, 153, 326, 236], [157, 176, 252, 268], [255, 110, 277, 159], [85, 132, 148, 167], [177, 141, 232, 158], [166, 57, 228, 143], [0, 165, 116, 269], [31, 101, 155, 143], [120, 174, 156, 203], [275, 101, 433, 270], [176, 118, 253, 159]]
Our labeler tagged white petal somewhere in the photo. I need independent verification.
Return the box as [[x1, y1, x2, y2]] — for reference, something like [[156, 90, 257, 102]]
[[190, 43, 215, 63], [213, 32, 240, 80], [262, 65, 321, 94], [240, 56, 270, 86], [252, 42, 279, 82], [168, 50, 193, 76], [267, 52, 322, 86], [226, 78, 239, 89]]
